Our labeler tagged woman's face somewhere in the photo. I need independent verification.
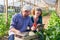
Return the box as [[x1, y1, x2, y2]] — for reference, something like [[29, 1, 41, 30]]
[[35, 11, 41, 17]]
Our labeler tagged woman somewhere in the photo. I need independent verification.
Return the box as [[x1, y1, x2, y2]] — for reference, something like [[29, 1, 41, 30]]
[[31, 7, 44, 40], [31, 7, 42, 29]]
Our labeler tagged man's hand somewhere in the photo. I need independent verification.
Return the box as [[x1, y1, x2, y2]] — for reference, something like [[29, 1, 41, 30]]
[[10, 28, 21, 35], [15, 30, 21, 35]]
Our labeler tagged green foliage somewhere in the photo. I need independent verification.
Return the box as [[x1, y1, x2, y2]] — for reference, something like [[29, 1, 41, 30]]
[[0, 14, 6, 37], [44, 11, 60, 40], [0, 12, 14, 37]]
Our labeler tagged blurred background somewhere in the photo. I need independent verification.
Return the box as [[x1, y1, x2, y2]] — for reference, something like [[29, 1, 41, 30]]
[[0, 0, 60, 40]]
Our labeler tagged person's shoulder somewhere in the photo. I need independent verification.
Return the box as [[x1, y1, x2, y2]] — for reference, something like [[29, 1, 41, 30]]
[[39, 16, 42, 18], [26, 16, 31, 20], [12, 13, 21, 18], [30, 16, 33, 19], [12, 13, 20, 18], [28, 16, 33, 18], [27, 16, 33, 21], [39, 16, 42, 20]]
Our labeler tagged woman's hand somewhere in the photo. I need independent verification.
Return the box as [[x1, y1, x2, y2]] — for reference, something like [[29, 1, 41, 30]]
[[31, 26, 36, 31]]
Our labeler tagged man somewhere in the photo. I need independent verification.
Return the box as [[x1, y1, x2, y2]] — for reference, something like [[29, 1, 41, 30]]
[[8, 5, 36, 40]]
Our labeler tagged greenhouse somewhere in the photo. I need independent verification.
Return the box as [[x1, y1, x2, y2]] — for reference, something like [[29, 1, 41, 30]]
[[0, 0, 60, 40]]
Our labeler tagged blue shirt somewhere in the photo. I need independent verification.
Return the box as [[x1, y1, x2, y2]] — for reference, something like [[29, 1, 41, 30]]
[[10, 13, 33, 32]]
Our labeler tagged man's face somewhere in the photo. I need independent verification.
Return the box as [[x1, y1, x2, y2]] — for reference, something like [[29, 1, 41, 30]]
[[22, 10, 31, 17]]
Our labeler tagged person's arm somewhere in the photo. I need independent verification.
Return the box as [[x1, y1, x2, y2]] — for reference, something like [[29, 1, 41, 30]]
[[9, 14, 21, 34], [10, 27, 20, 34], [28, 17, 36, 31]]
